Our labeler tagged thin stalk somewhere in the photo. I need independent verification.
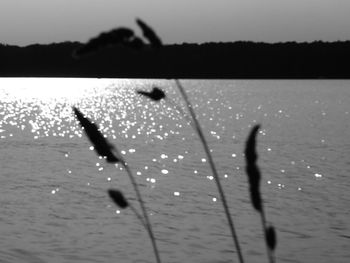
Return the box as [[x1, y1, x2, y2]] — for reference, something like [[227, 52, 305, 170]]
[[174, 79, 244, 263], [121, 160, 161, 263], [129, 204, 147, 230], [260, 211, 275, 263]]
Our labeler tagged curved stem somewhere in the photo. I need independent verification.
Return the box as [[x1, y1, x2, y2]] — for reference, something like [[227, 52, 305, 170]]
[[175, 79, 244, 263], [121, 160, 161, 263], [260, 211, 275, 263], [129, 204, 147, 230]]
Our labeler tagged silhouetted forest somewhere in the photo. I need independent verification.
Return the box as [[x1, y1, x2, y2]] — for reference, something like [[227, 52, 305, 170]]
[[1, 41, 349, 78]]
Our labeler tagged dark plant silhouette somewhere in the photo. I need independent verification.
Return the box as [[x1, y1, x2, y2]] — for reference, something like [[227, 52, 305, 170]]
[[73, 107, 119, 163], [73, 18, 161, 59], [72, 17, 283, 263], [245, 125, 262, 212], [136, 70, 244, 263], [137, 86, 193, 126], [108, 189, 129, 208], [73, 107, 161, 263], [108, 188, 148, 230], [266, 226, 277, 251], [73, 28, 144, 58], [174, 79, 245, 263], [136, 18, 163, 48], [77, 18, 245, 263], [245, 125, 277, 263], [137, 87, 166, 101]]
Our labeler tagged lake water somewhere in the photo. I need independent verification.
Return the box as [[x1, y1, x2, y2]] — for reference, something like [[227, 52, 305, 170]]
[[0, 79, 349, 263]]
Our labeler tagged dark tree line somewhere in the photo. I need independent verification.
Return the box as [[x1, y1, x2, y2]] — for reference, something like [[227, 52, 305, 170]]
[[1, 41, 349, 78]]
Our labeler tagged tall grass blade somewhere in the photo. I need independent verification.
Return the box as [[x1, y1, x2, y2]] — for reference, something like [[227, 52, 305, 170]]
[[174, 79, 244, 263], [136, 18, 163, 48], [73, 107, 119, 163]]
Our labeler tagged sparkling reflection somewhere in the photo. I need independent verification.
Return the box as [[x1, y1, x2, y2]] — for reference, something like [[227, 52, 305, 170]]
[[1, 78, 350, 263]]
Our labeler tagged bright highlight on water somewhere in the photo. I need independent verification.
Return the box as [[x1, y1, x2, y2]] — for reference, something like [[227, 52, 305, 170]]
[[0, 78, 349, 263]]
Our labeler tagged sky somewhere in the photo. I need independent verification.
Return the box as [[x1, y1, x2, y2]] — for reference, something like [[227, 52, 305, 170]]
[[1, 0, 350, 46]]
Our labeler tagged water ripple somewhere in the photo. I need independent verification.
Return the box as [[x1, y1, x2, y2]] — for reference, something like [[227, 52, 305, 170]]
[[0, 79, 350, 263]]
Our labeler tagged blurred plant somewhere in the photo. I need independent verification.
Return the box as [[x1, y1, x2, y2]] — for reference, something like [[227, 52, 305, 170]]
[[74, 18, 282, 263], [73, 107, 161, 263], [131, 20, 244, 263], [108, 189, 148, 230], [139, 80, 245, 263], [73, 18, 162, 58], [137, 87, 165, 101], [73, 28, 144, 58], [108, 189, 129, 208], [136, 86, 193, 127], [245, 125, 277, 263], [73, 107, 120, 163], [74, 18, 245, 263], [136, 18, 163, 48]]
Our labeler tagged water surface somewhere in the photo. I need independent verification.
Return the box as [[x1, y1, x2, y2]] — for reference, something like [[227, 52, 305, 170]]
[[0, 79, 349, 263]]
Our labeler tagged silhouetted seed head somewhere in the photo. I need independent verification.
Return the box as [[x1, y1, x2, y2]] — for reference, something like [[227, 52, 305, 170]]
[[265, 226, 277, 251], [250, 186, 262, 212], [137, 87, 166, 101], [245, 125, 260, 163], [136, 18, 163, 48], [245, 124, 262, 212], [108, 189, 129, 208], [73, 27, 140, 57], [73, 107, 119, 163]]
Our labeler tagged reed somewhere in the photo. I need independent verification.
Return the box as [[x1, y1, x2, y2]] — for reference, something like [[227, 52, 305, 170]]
[[108, 189, 149, 236], [73, 18, 281, 263], [136, 18, 163, 48], [73, 107, 161, 263], [174, 80, 244, 263], [108, 189, 129, 208], [137, 86, 193, 126], [76, 18, 245, 263], [245, 125, 277, 263], [136, 82, 245, 263], [73, 18, 162, 58], [134, 20, 244, 262], [136, 87, 165, 101], [73, 28, 145, 58]]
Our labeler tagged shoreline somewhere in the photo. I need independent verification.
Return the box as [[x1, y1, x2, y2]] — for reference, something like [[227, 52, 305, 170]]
[[2, 41, 350, 79]]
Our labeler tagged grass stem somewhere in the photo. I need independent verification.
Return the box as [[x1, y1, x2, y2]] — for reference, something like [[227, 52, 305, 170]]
[[121, 161, 161, 263], [245, 125, 277, 263], [73, 107, 161, 263], [129, 204, 147, 230], [174, 79, 244, 263], [260, 210, 275, 263]]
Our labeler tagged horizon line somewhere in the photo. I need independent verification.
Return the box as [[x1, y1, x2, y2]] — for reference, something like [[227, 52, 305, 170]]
[[2, 39, 350, 48]]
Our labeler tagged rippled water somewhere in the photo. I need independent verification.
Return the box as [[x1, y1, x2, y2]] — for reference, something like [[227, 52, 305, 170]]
[[0, 78, 349, 263]]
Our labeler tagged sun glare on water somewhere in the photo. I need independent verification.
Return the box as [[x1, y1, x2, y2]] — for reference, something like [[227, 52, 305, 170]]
[[0, 78, 115, 103], [0, 77, 144, 140]]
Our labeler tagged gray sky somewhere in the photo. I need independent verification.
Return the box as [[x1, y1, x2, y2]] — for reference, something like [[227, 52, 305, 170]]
[[1, 0, 350, 46]]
